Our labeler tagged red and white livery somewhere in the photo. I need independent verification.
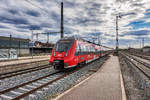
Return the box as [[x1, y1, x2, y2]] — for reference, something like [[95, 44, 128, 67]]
[[49, 37, 112, 70]]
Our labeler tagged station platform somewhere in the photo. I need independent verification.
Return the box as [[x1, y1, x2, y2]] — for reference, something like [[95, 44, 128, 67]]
[[55, 55, 126, 100], [0, 55, 50, 66]]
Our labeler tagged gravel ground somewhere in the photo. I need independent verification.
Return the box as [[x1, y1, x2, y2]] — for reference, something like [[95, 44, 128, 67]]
[[25, 56, 108, 100], [119, 54, 150, 100]]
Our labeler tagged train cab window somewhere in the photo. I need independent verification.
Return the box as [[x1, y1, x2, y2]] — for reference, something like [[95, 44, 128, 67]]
[[76, 45, 80, 52], [85, 46, 88, 52], [55, 40, 73, 52]]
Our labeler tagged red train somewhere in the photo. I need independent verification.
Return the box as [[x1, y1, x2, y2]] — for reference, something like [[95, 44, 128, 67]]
[[49, 37, 112, 70]]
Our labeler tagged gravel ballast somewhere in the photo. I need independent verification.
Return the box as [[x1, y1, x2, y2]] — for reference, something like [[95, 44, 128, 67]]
[[119, 54, 150, 100], [26, 56, 108, 100]]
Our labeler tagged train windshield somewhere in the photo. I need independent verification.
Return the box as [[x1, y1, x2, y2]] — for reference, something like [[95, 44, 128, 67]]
[[55, 40, 73, 52]]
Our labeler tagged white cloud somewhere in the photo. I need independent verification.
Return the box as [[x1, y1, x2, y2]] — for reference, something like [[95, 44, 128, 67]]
[[0, 0, 150, 48]]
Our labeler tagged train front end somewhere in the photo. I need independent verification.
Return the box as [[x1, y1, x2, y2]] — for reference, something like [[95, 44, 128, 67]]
[[49, 38, 76, 70]]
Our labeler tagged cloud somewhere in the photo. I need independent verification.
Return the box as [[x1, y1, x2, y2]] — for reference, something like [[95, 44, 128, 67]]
[[0, 0, 150, 48], [25, 10, 40, 17], [0, 16, 29, 25], [120, 30, 150, 37]]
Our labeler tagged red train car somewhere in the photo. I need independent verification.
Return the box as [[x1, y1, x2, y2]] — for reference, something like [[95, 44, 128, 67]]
[[49, 37, 111, 70]]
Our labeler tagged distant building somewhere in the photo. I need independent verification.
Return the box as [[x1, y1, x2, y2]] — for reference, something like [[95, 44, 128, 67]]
[[29, 41, 54, 53], [34, 41, 54, 48], [142, 46, 150, 53], [0, 36, 30, 56]]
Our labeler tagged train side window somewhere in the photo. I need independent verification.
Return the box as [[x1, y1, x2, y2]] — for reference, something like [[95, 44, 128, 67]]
[[88, 46, 91, 53], [90, 46, 92, 52], [86, 46, 89, 54], [85, 46, 88, 52]]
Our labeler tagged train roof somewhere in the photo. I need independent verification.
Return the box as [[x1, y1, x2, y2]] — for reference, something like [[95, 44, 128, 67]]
[[60, 36, 113, 50]]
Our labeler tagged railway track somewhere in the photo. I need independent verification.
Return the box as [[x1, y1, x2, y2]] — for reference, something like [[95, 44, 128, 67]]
[[128, 52, 150, 61], [0, 70, 61, 100], [0, 54, 109, 100], [120, 52, 150, 79], [0, 64, 51, 79]]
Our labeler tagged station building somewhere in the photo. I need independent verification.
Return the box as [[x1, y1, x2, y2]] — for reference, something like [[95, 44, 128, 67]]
[[0, 36, 30, 56], [30, 41, 54, 54]]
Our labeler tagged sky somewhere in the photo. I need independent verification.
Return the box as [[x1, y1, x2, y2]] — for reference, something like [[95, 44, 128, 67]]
[[0, 0, 150, 48]]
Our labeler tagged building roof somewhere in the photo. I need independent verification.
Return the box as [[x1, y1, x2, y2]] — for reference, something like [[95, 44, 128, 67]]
[[143, 46, 150, 49], [0, 36, 30, 42]]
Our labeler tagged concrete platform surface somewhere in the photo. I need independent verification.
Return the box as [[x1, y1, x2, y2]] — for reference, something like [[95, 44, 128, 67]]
[[0, 55, 50, 66], [55, 55, 126, 100]]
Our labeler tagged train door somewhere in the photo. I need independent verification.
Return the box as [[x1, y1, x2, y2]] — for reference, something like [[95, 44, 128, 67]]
[[78, 44, 82, 63], [75, 42, 81, 64]]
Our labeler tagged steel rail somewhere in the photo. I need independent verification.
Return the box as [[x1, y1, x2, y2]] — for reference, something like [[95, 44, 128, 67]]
[[0, 71, 60, 95], [120, 53, 150, 79], [126, 53, 150, 69], [128, 52, 150, 61]]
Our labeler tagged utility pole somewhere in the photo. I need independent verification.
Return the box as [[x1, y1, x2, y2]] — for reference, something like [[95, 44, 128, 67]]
[[60, 2, 64, 38], [31, 30, 34, 59], [142, 38, 144, 48], [47, 34, 49, 43], [36, 33, 38, 41], [116, 16, 119, 54], [9, 34, 12, 48], [8, 34, 12, 59]]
